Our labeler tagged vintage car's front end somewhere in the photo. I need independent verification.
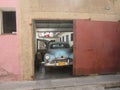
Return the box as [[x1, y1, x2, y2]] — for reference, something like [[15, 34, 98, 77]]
[[44, 42, 73, 67]]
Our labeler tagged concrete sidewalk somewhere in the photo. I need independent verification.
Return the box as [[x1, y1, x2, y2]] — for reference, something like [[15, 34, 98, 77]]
[[0, 75, 120, 90]]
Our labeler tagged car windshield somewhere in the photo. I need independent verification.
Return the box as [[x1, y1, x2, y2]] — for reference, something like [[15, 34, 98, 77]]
[[50, 43, 70, 49]]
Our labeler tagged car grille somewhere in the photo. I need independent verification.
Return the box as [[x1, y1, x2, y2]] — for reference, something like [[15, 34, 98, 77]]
[[50, 58, 72, 64]]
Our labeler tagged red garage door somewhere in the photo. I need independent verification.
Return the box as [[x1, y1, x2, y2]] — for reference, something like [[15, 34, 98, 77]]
[[73, 20, 120, 75]]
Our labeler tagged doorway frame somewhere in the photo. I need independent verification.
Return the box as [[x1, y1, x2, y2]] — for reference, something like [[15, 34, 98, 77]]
[[32, 19, 75, 80]]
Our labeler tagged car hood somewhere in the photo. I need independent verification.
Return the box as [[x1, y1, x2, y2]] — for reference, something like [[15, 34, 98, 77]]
[[48, 48, 72, 58]]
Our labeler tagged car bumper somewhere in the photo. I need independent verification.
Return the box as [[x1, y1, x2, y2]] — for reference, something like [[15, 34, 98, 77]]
[[44, 59, 73, 66]]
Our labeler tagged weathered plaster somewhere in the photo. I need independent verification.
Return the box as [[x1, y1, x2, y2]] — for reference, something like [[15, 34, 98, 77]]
[[18, 0, 120, 80], [0, 0, 21, 81], [0, 67, 19, 81]]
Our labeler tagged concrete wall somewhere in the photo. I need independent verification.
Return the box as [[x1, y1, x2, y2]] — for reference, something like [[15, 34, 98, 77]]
[[0, 0, 21, 81], [18, 0, 120, 80]]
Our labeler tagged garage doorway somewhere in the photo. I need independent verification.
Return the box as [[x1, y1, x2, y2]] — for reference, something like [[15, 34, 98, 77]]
[[33, 20, 74, 80]]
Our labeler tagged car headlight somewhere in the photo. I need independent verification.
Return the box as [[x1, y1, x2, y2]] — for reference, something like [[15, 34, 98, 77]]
[[45, 55, 50, 60]]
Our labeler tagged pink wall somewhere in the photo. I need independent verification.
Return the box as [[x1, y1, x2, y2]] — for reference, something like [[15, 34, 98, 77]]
[[0, 0, 17, 7], [0, 0, 20, 81]]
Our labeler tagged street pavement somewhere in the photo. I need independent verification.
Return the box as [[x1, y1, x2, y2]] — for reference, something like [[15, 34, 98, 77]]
[[0, 75, 120, 90]]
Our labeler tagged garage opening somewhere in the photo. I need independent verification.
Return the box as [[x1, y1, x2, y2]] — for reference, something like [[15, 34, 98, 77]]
[[34, 20, 74, 80]]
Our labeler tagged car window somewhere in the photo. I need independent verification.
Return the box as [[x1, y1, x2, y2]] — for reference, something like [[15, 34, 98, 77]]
[[50, 43, 70, 49]]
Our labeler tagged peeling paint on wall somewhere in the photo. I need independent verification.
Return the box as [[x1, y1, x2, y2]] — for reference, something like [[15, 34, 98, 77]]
[[0, 67, 9, 76], [0, 67, 20, 81]]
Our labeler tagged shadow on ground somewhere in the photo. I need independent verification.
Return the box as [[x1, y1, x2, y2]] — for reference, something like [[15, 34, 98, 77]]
[[35, 64, 73, 80]]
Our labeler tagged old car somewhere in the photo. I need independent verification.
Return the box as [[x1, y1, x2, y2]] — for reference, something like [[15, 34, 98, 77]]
[[43, 42, 73, 69]]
